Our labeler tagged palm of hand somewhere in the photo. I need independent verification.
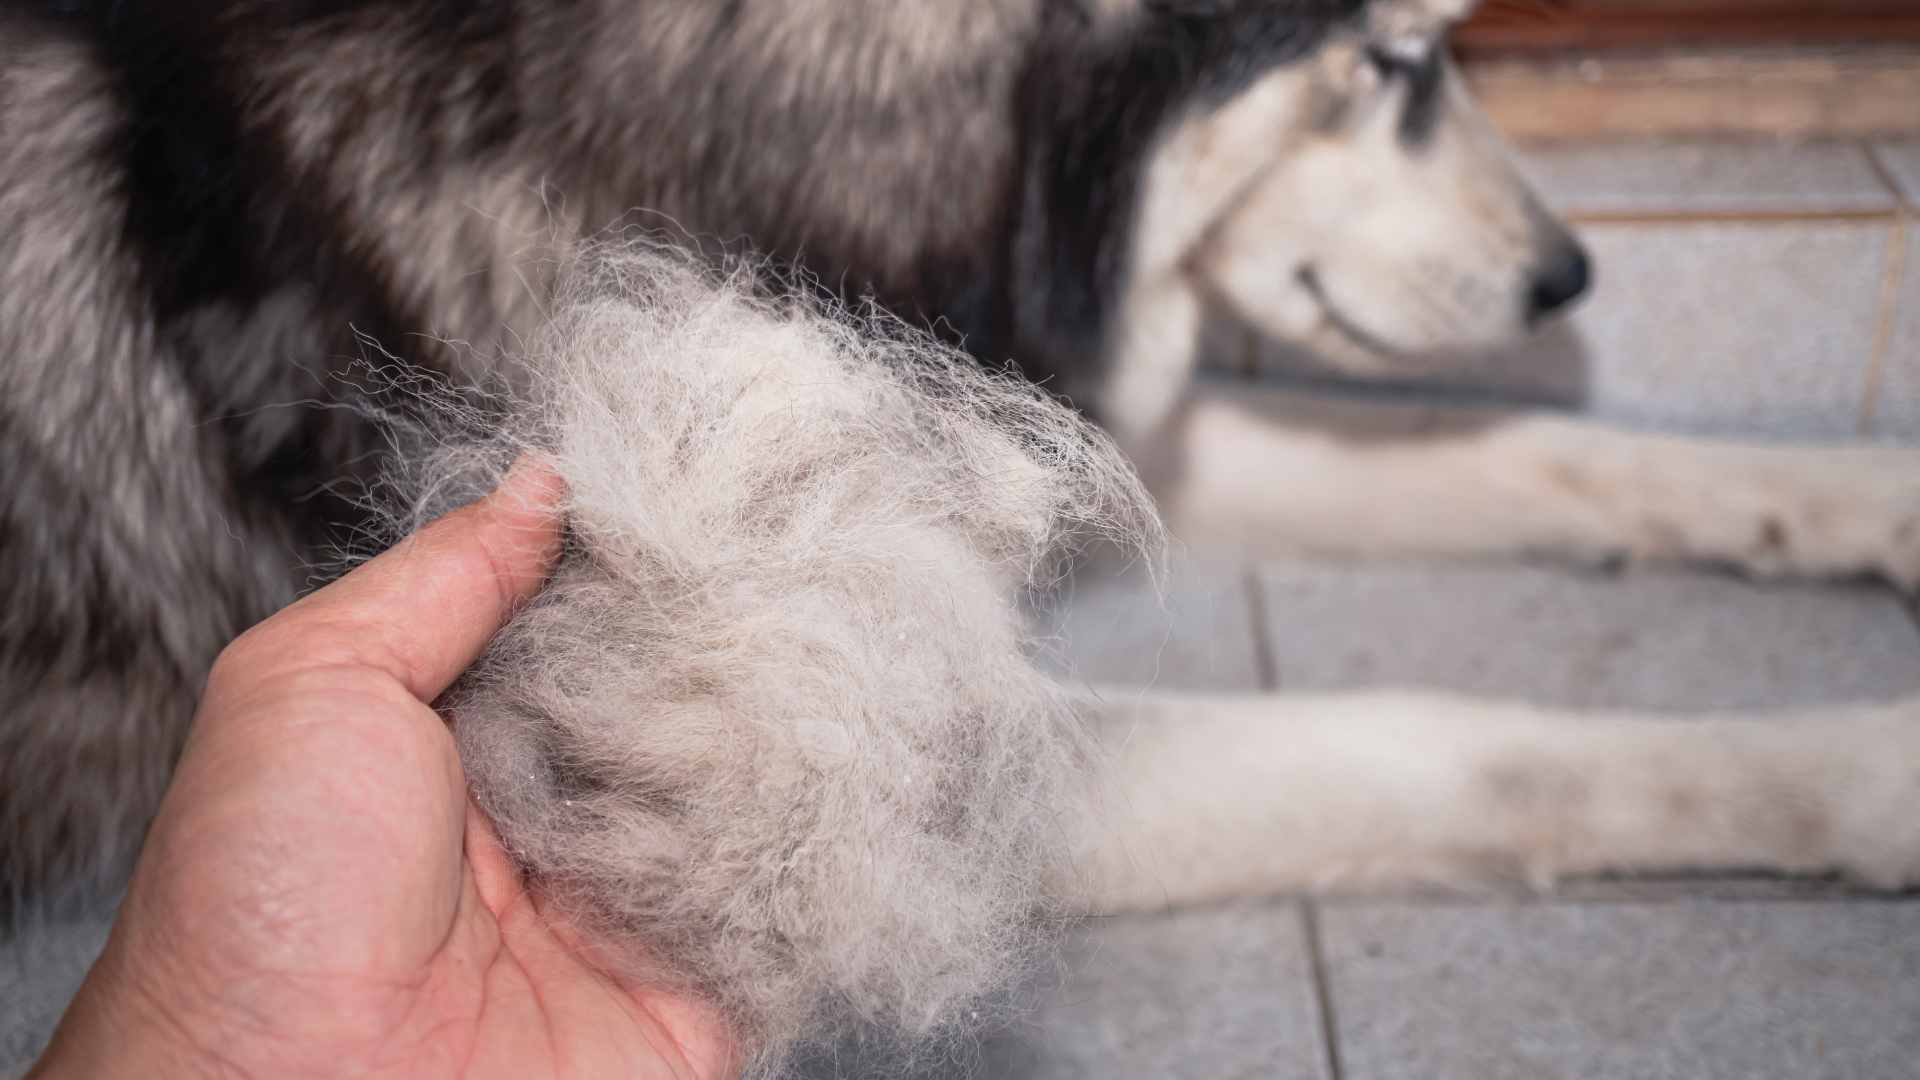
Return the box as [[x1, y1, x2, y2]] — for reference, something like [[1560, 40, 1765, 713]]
[[35, 468, 738, 1080], [115, 666, 733, 1080]]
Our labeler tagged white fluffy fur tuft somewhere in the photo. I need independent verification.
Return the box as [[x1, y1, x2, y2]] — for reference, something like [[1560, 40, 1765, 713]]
[[372, 243, 1159, 1072]]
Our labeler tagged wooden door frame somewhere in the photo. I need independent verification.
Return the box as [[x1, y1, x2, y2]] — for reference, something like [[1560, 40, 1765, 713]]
[[1459, 2, 1920, 52]]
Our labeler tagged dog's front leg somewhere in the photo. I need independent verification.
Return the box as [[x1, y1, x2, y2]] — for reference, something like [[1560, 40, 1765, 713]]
[[1059, 688, 1920, 913], [1141, 382, 1920, 587]]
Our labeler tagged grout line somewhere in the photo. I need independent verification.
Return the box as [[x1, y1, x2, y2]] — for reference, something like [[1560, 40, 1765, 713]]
[[1300, 902, 1348, 1080], [1860, 138, 1910, 437], [1563, 207, 1899, 227], [1245, 568, 1280, 692], [1861, 211, 1909, 437], [1863, 141, 1912, 211]]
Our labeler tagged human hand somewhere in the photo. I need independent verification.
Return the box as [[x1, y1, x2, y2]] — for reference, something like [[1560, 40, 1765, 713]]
[[31, 464, 738, 1079]]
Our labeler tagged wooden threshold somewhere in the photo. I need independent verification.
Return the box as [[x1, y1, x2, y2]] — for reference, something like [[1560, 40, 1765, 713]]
[[1465, 45, 1920, 140], [1459, 14, 1920, 52], [1459, 1, 1920, 51]]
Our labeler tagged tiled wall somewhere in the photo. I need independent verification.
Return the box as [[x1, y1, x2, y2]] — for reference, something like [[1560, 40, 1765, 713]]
[[1239, 139, 1920, 446], [1876, 141, 1920, 438], [1522, 139, 1917, 444]]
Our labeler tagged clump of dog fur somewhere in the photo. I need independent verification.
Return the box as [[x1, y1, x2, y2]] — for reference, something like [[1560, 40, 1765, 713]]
[[374, 246, 1158, 1073]]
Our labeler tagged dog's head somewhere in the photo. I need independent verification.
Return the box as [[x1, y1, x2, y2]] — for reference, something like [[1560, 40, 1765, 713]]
[[1018, 0, 1588, 403], [1189, 0, 1588, 370]]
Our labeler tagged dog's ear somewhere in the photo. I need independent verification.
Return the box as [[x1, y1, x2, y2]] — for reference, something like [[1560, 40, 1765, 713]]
[[1370, 0, 1481, 37], [1009, 3, 1356, 397]]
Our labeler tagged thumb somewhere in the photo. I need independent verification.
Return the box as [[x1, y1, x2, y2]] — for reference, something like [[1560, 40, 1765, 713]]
[[211, 458, 568, 709]]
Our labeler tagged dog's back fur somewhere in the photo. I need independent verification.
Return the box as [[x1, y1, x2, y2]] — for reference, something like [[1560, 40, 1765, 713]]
[[3, 0, 1388, 909]]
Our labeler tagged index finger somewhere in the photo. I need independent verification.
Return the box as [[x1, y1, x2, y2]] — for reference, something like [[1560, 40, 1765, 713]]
[[223, 459, 568, 702]]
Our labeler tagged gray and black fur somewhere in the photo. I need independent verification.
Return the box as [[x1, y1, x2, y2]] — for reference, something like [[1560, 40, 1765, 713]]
[[2, 0, 1388, 912]]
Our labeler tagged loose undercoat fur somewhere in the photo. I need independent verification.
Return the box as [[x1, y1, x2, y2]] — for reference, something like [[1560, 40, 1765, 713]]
[[377, 248, 1156, 1068], [4, 0, 1920, 1063]]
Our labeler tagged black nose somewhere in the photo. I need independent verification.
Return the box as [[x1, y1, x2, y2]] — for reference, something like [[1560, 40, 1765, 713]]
[[1527, 242, 1592, 323]]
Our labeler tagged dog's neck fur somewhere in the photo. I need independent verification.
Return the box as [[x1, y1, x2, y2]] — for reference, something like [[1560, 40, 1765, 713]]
[[159, 0, 1371, 386], [207, 1, 1047, 375]]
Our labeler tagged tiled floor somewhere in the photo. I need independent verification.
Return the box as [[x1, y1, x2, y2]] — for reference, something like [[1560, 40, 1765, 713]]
[[5, 140, 1920, 1079], [1256, 562, 1920, 711], [0, 914, 107, 1076], [1535, 220, 1891, 441], [1882, 218, 1920, 437], [970, 138, 1920, 1080], [1511, 139, 1917, 444], [1321, 902, 1920, 1080], [1518, 141, 1898, 214], [987, 556, 1920, 1080], [975, 138, 1920, 1076], [1873, 141, 1920, 204]]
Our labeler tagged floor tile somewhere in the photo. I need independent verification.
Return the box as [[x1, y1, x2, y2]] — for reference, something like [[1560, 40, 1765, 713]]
[[1256, 561, 1920, 712], [978, 902, 1331, 1080], [1874, 223, 1920, 441], [1034, 555, 1263, 693], [1519, 141, 1897, 214], [1, 913, 111, 1079], [1506, 221, 1891, 441], [1871, 141, 1920, 205], [1319, 901, 1920, 1080]]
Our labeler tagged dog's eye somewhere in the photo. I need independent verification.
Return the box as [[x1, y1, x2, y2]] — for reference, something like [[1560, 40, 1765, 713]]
[[1365, 41, 1430, 79], [1363, 39, 1447, 143], [1364, 46, 1400, 78]]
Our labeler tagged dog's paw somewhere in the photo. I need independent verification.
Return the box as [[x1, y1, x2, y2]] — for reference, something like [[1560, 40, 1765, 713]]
[[1656, 451, 1920, 591], [1741, 492, 1920, 592]]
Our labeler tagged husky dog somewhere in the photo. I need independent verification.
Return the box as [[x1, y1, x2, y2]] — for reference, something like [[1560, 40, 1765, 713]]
[[4, 0, 1919, 925]]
